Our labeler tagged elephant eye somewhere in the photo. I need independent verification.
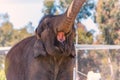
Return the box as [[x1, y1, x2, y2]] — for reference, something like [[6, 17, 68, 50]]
[[65, 31, 71, 36]]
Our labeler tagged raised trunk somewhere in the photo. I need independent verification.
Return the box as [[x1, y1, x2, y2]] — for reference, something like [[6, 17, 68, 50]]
[[57, 0, 86, 33]]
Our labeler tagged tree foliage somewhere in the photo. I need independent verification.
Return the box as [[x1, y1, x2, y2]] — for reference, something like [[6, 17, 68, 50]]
[[95, 1, 120, 80], [0, 14, 32, 47], [77, 27, 93, 44], [0, 22, 13, 46], [96, 0, 120, 44], [0, 69, 6, 80]]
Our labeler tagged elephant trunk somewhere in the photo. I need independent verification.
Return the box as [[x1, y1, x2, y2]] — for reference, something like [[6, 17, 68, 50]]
[[57, 0, 86, 34]]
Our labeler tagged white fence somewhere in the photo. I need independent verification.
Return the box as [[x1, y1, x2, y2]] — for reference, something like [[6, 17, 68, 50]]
[[73, 45, 120, 80], [0, 45, 120, 80], [0, 47, 11, 55], [1, 45, 120, 54]]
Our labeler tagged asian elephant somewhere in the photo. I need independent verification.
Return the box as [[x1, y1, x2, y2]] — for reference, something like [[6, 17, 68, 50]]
[[5, 0, 86, 80]]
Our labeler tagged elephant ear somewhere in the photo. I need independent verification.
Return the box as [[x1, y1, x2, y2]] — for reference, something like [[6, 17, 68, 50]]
[[66, 28, 76, 58], [33, 29, 47, 58], [70, 43, 76, 58], [35, 27, 42, 39], [33, 39, 47, 58]]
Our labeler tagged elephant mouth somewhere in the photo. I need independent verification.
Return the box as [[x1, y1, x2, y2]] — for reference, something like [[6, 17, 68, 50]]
[[57, 31, 66, 43]]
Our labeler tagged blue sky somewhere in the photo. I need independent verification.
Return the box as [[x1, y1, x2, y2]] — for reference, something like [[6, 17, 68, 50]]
[[0, 0, 44, 29]]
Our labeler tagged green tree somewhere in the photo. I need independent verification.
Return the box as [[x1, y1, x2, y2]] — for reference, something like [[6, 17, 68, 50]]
[[9, 28, 32, 46], [96, 0, 120, 44], [0, 13, 32, 47], [43, 0, 72, 15], [0, 69, 6, 80], [77, 27, 93, 44], [96, 1, 120, 80], [0, 21, 32, 47], [0, 22, 13, 46], [43, 0, 54, 14]]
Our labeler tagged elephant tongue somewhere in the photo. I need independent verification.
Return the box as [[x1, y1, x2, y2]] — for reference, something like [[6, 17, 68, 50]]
[[57, 32, 65, 43]]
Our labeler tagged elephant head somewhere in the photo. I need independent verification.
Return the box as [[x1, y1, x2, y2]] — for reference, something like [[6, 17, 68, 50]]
[[34, 0, 86, 57], [36, 0, 86, 38], [54, 0, 86, 34]]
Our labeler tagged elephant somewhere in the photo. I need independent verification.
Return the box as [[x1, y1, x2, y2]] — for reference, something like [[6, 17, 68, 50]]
[[34, 15, 75, 57], [5, 0, 86, 80]]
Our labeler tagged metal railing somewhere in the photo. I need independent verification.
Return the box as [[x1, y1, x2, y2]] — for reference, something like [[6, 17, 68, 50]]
[[0, 45, 120, 80], [0, 47, 11, 55], [73, 44, 120, 80]]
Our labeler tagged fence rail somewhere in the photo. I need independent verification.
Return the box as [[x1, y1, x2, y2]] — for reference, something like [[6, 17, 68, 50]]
[[1, 45, 120, 54], [75, 45, 120, 50], [0, 45, 120, 80], [74, 45, 120, 80], [0, 47, 11, 55]]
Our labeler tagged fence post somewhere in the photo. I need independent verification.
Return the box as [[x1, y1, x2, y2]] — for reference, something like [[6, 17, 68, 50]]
[[73, 67, 76, 80], [75, 48, 78, 80], [107, 50, 114, 80]]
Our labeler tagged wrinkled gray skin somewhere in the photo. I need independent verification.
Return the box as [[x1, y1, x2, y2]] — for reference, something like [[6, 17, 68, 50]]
[[5, 0, 86, 80]]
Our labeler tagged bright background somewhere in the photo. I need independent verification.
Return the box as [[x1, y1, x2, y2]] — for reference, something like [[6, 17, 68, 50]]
[[0, 0, 44, 29]]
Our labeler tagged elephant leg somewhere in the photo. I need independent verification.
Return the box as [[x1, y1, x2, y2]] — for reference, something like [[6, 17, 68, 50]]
[[29, 72, 52, 80], [29, 56, 55, 80], [57, 57, 75, 80]]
